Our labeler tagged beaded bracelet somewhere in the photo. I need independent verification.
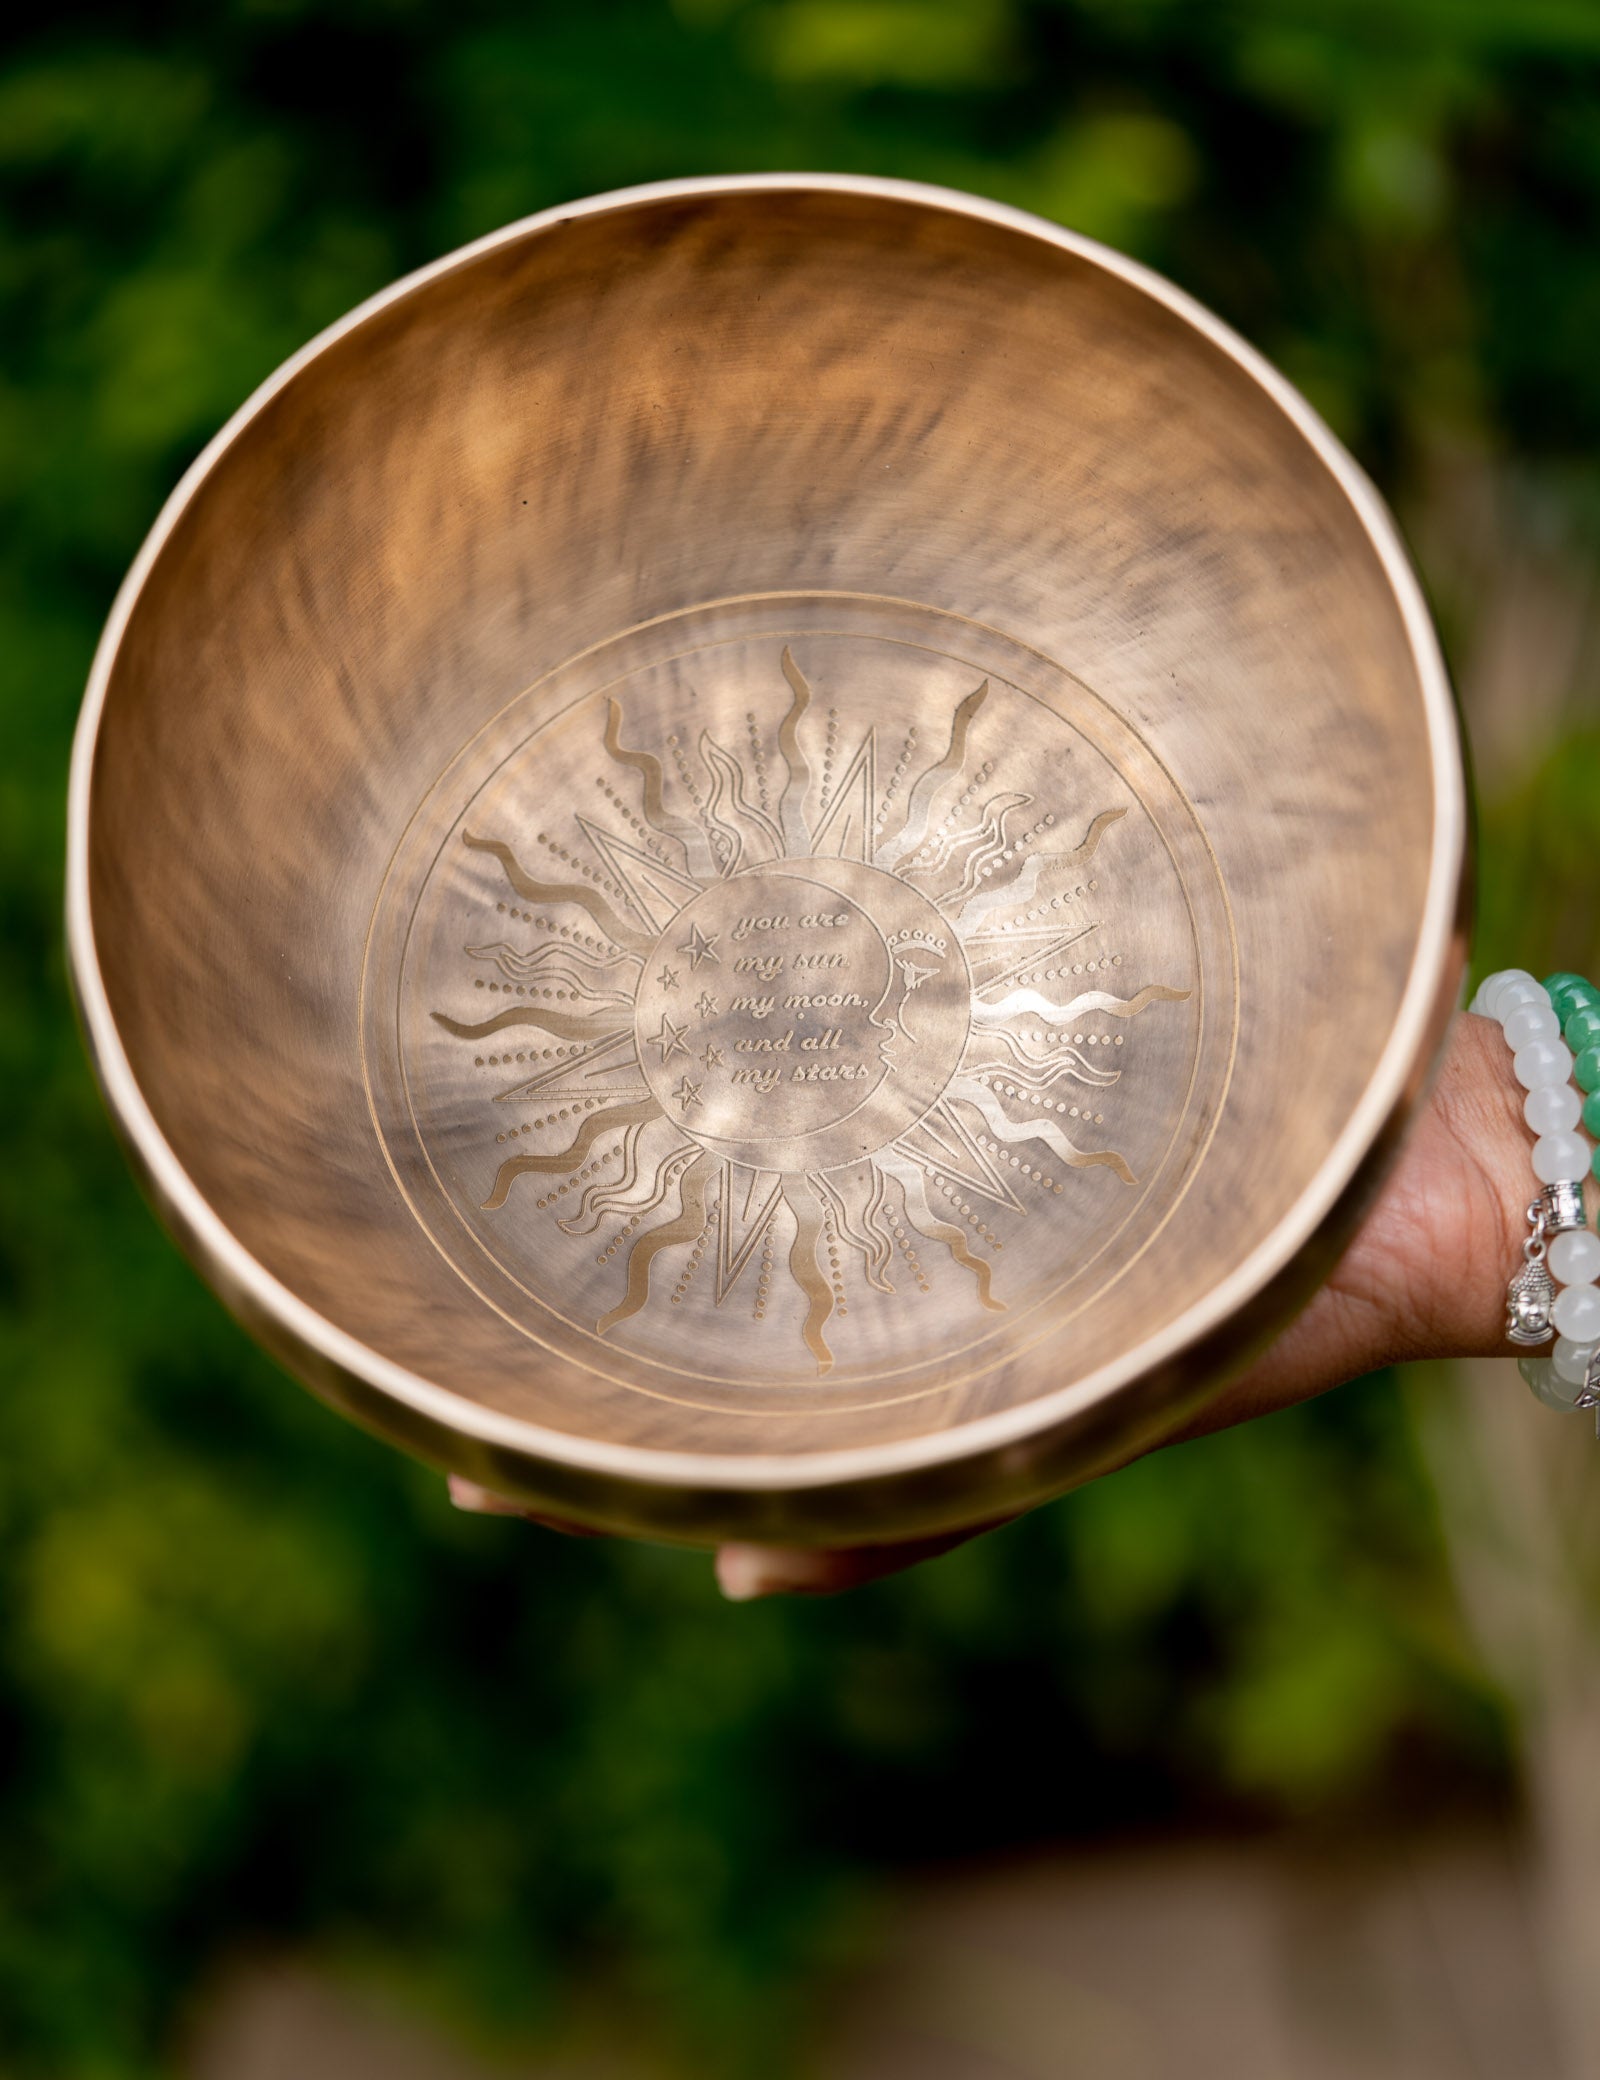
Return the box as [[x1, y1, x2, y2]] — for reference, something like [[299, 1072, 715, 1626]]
[[1470, 968, 1600, 1415]]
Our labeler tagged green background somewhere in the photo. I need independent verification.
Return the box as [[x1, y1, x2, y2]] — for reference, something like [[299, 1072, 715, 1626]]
[[5, 2, 1599, 2072]]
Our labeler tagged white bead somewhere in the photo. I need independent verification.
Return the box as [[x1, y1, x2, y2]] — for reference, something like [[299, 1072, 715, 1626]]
[[1554, 1337, 1599, 1388], [1505, 1003, 1562, 1049], [1474, 972, 1516, 1014], [1516, 1039, 1575, 1090], [1550, 1229, 1600, 1286], [1553, 1283, 1600, 1339], [1523, 1356, 1588, 1412], [1526, 1083, 1581, 1133], [1533, 1130, 1591, 1184], [1493, 977, 1547, 1019], [1484, 967, 1535, 1001]]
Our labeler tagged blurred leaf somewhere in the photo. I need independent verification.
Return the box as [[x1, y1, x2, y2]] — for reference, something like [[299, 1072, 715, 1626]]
[[751, 0, 1013, 88], [5, 0, 1593, 2072]]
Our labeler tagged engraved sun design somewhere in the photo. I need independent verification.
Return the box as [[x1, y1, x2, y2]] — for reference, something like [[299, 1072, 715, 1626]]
[[428, 648, 1190, 1374]]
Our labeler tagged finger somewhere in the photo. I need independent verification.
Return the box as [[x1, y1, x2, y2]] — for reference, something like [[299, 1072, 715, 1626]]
[[445, 1476, 603, 1536], [447, 1476, 527, 1516], [715, 1519, 1009, 1600]]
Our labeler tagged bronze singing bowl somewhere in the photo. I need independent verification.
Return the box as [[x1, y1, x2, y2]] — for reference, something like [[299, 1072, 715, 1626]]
[[67, 176, 1467, 1546]]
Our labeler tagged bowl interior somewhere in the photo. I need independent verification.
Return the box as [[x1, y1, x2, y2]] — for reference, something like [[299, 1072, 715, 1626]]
[[80, 183, 1456, 1494]]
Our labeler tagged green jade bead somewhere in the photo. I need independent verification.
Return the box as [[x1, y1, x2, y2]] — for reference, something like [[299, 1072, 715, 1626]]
[[1586, 1090, 1600, 1141], [1576, 1044, 1600, 1096], [1553, 986, 1599, 1024], [1544, 971, 1592, 997], [1566, 1005, 1600, 1052]]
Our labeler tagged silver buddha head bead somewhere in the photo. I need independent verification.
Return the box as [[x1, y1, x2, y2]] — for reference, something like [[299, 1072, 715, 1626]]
[[1506, 1255, 1557, 1346]]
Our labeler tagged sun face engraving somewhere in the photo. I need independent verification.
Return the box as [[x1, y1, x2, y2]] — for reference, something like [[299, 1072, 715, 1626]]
[[417, 644, 1195, 1377]]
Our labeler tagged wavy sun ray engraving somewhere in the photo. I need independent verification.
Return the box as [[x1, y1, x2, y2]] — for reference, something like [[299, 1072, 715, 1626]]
[[429, 648, 1192, 1374]]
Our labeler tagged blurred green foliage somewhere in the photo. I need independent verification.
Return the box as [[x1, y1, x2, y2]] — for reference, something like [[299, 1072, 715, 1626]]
[[5, 1, 1600, 2073]]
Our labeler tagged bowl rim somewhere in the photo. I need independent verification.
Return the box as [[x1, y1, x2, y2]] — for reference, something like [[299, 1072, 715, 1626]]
[[65, 171, 1468, 1512]]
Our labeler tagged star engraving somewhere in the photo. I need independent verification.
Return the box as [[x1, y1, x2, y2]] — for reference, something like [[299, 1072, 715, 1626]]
[[656, 965, 681, 992], [695, 990, 720, 1020], [648, 1013, 690, 1064], [700, 1043, 726, 1070], [673, 1075, 703, 1113], [679, 923, 720, 969]]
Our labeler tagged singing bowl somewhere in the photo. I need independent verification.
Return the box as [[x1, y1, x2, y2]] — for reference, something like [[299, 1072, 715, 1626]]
[[67, 176, 1467, 1547]]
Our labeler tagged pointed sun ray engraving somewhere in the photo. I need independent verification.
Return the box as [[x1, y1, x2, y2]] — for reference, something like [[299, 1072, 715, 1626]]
[[809, 729, 878, 862], [575, 814, 701, 933], [491, 1029, 645, 1105], [714, 1163, 785, 1305], [432, 648, 1192, 1372]]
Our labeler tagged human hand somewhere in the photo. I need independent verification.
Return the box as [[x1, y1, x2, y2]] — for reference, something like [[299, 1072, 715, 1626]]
[[450, 1009, 1534, 1596]]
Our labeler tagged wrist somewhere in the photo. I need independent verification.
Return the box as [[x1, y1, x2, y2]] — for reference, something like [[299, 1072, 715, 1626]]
[[1171, 1008, 1534, 1439], [1423, 1008, 1553, 1356], [1306, 1009, 1535, 1376]]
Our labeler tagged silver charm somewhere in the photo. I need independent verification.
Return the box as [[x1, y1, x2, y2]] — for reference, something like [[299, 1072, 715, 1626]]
[[1506, 1199, 1557, 1346], [1540, 1179, 1587, 1235], [1580, 1347, 1600, 1413]]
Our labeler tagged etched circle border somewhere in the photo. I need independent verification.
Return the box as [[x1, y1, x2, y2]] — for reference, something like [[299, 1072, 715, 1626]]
[[359, 594, 1240, 1416]]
